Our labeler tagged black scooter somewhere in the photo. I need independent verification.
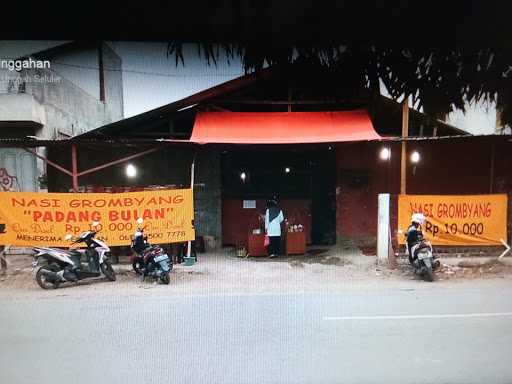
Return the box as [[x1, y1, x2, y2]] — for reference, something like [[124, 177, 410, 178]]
[[130, 218, 172, 284]]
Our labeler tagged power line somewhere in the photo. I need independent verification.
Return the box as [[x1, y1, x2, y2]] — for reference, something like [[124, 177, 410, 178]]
[[51, 60, 245, 78]]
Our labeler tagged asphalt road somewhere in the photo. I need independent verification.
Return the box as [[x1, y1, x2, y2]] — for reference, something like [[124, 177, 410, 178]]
[[1, 283, 512, 384]]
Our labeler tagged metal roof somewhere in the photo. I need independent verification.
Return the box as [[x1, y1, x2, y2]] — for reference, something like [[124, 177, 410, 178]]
[[0, 138, 199, 148], [1, 134, 510, 148]]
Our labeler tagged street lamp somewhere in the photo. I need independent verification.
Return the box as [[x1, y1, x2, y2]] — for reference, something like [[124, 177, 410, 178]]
[[410, 151, 421, 164], [125, 164, 137, 178], [285, 167, 291, 174], [379, 147, 391, 160], [240, 171, 247, 182]]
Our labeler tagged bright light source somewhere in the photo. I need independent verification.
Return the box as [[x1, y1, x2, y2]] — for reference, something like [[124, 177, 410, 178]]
[[410, 151, 421, 163], [126, 164, 137, 178], [379, 147, 391, 160], [285, 167, 291, 174], [240, 172, 247, 181]]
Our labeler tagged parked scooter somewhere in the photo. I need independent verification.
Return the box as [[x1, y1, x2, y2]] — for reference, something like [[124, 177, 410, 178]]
[[32, 222, 116, 289], [409, 235, 440, 282], [130, 219, 148, 274], [130, 218, 172, 284]]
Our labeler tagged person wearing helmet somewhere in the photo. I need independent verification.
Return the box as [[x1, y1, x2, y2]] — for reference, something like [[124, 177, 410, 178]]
[[405, 213, 426, 264]]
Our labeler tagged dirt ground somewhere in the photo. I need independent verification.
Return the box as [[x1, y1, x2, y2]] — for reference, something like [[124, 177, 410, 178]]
[[1, 246, 511, 299]]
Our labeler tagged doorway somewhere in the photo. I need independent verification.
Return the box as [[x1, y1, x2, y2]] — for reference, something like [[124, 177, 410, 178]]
[[220, 147, 336, 246]]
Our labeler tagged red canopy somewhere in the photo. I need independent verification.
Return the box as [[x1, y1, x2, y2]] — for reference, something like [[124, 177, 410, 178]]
[[190, 110, 381, 144]]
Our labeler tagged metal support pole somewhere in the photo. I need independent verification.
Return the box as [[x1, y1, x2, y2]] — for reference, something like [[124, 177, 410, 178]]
[[77, 146, 163, 177], [71, 145, 78, 192], [23, 148, 73, 177], [400, 97, 409, 195], [186, 152, 197, 259]]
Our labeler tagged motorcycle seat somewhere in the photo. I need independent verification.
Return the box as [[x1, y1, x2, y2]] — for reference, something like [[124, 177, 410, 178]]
[[417, 243, 430, 251]]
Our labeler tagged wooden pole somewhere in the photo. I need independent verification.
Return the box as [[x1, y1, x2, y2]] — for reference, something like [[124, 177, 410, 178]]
[[187, 151, 197, 259], [71, 145, 78, 192], [400, 97, 409, 195]]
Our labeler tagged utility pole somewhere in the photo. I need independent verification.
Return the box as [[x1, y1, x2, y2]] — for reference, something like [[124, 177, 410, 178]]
[[400, 96, 409, 195]]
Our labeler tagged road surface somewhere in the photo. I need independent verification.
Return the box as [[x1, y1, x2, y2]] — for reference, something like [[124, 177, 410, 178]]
[[1, 282, 512, 384]]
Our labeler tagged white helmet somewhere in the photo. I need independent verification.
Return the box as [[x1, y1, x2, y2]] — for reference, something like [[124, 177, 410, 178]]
[[411, 213, 426, 225]]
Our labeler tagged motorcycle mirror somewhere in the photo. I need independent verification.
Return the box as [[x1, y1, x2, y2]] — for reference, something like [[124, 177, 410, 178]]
[[65, 234, 72, 241], [92, 221, 100, 228], [136, 218, 144, 225]]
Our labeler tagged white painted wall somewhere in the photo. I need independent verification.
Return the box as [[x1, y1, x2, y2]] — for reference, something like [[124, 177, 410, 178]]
[[0, 148, 38, 191], [51, 48, 101, 100]]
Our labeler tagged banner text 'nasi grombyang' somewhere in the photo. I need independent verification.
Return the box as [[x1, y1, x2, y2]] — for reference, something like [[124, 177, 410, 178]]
[[398, 194, 508, 246], [0, 189, 195, 247]]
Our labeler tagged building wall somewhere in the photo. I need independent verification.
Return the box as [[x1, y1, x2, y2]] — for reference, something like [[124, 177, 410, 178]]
[[39, 42, 124, 121], [336, 142, 387, 241], [101, 43, 124, 121], [0, 148, 38, 191], [0, 44, 124, 192], [194, 149, 222, 240], [46, 139, 510, 249], [0, 93, 46, 125], [335, 139, 512, 243], [47, 146, 223, 243], [51, 47, 101, 100]]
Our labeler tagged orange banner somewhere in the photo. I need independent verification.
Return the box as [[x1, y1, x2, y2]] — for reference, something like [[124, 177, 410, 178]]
[[398, 194, 508, 246], [0, 189, 195, 247]]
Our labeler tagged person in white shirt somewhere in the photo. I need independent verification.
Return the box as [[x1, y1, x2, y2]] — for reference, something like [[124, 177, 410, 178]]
[[265, 198, 284, 258]]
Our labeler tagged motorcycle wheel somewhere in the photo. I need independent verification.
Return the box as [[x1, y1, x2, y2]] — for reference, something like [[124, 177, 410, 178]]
[[160, 273, 170, 285], [101, 261, 116, 281], [35, 265, 61, 290], [132, 259, 144, 275], [423, 259, 435, 282]]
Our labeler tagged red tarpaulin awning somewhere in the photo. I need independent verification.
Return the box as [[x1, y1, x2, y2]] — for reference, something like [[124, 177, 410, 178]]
[[190, 110, 381, 144]]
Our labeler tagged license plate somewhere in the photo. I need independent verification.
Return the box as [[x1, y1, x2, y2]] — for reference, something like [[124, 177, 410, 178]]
[[154, 254, 169, 263], [417, 252, 430, 260]]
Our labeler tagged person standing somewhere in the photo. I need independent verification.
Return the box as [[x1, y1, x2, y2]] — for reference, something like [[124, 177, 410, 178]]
[[265, 198, 284, 258]]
